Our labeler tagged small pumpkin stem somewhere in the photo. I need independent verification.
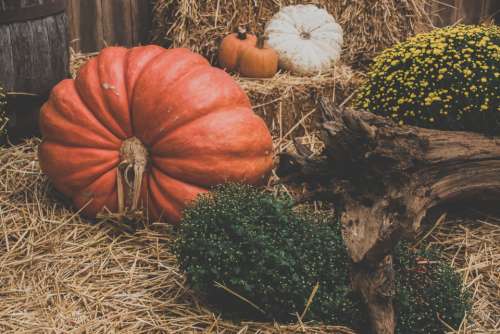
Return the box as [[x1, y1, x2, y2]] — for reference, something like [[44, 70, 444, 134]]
[[300, 31, 312, 40], [237, 25, 247, 40], [256, 34, 267, 49], [117, 137, 148, 217]]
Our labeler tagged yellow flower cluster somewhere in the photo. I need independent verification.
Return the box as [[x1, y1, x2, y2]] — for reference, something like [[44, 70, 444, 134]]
[[356, 25, 500, 134], [0, 86, 7, 137]]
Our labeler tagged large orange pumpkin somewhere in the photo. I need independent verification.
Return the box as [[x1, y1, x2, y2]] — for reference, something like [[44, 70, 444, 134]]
[[39, 46, 273, 224]]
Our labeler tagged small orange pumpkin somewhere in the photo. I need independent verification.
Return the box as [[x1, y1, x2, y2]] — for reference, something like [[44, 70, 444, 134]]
[[238, 35, 278, 78], [218, 26, 257, 71]]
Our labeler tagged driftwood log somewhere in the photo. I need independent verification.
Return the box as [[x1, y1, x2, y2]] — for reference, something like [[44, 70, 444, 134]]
[[277, 99, 500, 334]]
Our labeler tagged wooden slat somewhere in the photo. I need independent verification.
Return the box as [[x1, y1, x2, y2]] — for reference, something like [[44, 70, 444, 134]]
[[0, 24, 15, 91], [116, 0, 132, 46], [101, 0, 114, 46], [21, 0, 40, 7], [0, 0, 65, 24], [427, 0, 500, 26], [29, 17, 53, 94], [44, 13, 69, 86], [57, 13, 70, 81], [78, 0, 103, 52], [484, 0, 500, 23], [66, 0, 151, 52], [9, 20, 35, 92], [0, 0, 20, 11], [429, 0, 457, 27], [67, 0, 80, 50], [130, 0, 151, 45], [457, 0, 483, 24], [102, 0, 132, 47]]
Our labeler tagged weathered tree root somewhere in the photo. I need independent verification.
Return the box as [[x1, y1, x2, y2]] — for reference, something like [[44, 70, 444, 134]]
[[278, 99, 500, 334]]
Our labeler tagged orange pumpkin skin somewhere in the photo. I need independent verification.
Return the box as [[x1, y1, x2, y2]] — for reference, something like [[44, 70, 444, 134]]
[[39, 46, 274, 224], [238, 42, 278, 78], [218, 28, 257, 71]]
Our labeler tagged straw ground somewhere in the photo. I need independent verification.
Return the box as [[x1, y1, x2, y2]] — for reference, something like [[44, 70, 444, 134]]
[[426, 213, 500, 333], [0, 133, 498, 333], [0, 138, 360, 333]]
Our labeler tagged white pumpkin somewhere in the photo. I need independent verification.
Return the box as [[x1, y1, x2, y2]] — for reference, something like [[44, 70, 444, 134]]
[[265, 4, 343, 76]]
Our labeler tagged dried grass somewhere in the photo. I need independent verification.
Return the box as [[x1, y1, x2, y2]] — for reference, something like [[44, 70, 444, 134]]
[[0, 139, 357, 333], [151, 0, 432, 68], [236, 65, 362, 137], [69, 48, 98, 79], [425, 214, 500, 333]]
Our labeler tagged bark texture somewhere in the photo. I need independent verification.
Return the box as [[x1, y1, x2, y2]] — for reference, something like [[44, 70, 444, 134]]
[[278, 99, 500, 334], [0, 0, 69, 141]]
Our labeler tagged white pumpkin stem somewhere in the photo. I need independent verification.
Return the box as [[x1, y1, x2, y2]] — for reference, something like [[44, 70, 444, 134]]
[[117, 137, 148, 217], [300, 31, 311, 40]]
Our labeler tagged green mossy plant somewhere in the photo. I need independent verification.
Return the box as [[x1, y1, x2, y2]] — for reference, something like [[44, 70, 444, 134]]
[[394, 244, 471, 333], [175, 183, 364, 326], [175, 184, 471, 333], [356, 25, 500, 135]]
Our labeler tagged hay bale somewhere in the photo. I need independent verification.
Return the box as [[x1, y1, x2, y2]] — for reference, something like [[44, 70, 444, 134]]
[[151, 0, 431, 67], [237, 64, 362, 138], [150, 0, 429, 136]]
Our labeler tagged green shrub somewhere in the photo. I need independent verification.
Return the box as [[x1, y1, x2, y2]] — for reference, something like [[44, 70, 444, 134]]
[[0, 86, 7, 137], [355, 25, 500, 135], [175, 184, 470, 333], [394, 244, 471, 333], [175, 183, 364, 326]]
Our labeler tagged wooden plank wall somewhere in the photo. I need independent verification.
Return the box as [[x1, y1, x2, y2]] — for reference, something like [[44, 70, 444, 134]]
[[428, 0, 500, 27], [66, 0, 152, 52], [66, 0, 498, 53]]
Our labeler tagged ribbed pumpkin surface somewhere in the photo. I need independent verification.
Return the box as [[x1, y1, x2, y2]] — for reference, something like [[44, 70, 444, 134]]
[[39, 46, 273, 223]]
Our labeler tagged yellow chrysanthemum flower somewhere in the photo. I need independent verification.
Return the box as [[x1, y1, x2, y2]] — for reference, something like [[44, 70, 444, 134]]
[[355, 24, 499, 135]]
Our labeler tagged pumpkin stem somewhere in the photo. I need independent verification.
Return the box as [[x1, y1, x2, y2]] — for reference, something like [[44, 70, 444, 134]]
[[256, 34, 268, 49], [300, 31, 312, 40], [237, 26, 248, 40], [117, 137, 148, 217]]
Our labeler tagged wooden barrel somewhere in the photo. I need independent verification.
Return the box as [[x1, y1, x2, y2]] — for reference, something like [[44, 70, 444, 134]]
[[0, 0, 69, 142]]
